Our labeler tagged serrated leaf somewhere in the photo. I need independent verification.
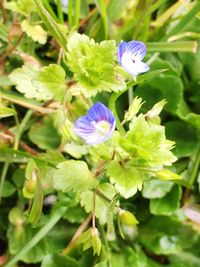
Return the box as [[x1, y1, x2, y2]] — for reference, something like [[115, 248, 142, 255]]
[[9, 64, 66, 102], [80, 183, 116, 224], [65, 33, 126, 97], [6, 0, 36, 16], [33, 64, 66, 102], [8, 65, 47, 101], [121, 114, 177, 168], [53, 160, 98, 192], [107, 160, 143, 199], [21, 20, 47, 44], [0, 106, 16, 118]]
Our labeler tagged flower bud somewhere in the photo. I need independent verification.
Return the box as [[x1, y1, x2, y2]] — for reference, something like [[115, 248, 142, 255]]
[[119, 209, 138, 226], [146, 100, 166, 119], [156, 169, 182, 181], [9, 207, 26, 227], [91, 227, 102, 256]]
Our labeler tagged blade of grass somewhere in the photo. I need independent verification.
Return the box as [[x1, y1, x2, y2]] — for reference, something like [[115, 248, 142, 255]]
[[95, 0, 108, 39], [33, 0, 67, 49], [74, 0, 81, 29], [68, 0, 73, 29], [43, 0, 59, 22], [163, 1, 200, 40], [57, 0, 64, 24], [4, 207, 67, 267], [147, 41, 197, 53], [0, 161, 9, 204]]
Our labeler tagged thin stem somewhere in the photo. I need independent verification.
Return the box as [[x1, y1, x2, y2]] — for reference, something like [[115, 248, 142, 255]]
[[0, 33, 24, 63], [188, 146, 200, 187], [43, 0, 59, 22], [98, 223, 112, 267], [128, 87, 134, 106], [57, 0, 64, 23], [4, 207, 67, 267], [14, 110, 33, 150], [92, 192, 96, 228], [0, 161, 9, 204], [62, 213, 92, 255]]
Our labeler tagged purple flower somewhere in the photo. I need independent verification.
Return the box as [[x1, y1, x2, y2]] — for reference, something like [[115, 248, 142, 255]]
[[74, 102, 116, 145], [118, 41, 149, 77], [62, 0, 68, 7]]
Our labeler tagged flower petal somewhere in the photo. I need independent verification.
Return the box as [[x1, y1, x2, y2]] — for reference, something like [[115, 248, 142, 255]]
[[73, 102, 116, 145], [126, 41, 147, 61], [121, 50, 149, 77], [117, 41, 127, 64]]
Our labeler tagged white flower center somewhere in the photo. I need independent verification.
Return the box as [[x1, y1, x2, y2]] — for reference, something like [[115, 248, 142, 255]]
[[91, 120, 111, 135]]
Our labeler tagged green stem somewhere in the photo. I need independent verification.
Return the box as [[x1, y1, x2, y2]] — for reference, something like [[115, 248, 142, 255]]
[[14, 110, 33, 150], [57, 0, 64, 24], [74, 0, 81, 29], [4, 207, 67, 267], [187, 146, 200, 187], [109, 90, 127, 135], [0, 161, 9, 204], [43, 0, 59, 22], [98, 223, 112, 267], [147, 41, 197, 53]]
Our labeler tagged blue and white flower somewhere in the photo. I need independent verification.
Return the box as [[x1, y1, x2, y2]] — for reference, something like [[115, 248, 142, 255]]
[[118, 41, 149, 77], [74, 102, 116, 145]]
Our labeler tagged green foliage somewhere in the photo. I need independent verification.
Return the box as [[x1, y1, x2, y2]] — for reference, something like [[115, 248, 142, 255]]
[[2, 1, 200, 266], [0, 106, 16, 118], [28, 116, 61, 150], [6, 0, 36, 16], [9, 64, 66, 101], [139, 216, 198, 255], [121, 114, 177, 168], [21, 20, 47, 44], [80, 183, 116, 224], [107, 160, 144, 198], [41, 253, 80, 267], [65, 33, 126, 96], [150, 185, 181, 215], [52, 160, 98, 192]]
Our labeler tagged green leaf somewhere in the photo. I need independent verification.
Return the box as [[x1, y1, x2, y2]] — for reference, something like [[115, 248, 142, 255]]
[[7, 224, 48, 263], [150, 185, 181, 215], [53, 160, 98, 192], [0, 106, 16, 119], [107, 160, 143, 199], [142, 179, 174, 199], [136, 75, 184, 115], [6, 0, 36, 16], [80, 183, 116, 224], [21, 20, 47, 44], [33, 64, 66, 102], [9, 64, 66, 102], [121, 114, 177, 168], [8, 65, 45, 101], [65, 33, 126, 97], [139, 216, 198, 255], [41, 253, 80, 267], [1, 181, 16, 197], [28, 169, 44, 225], [165, 121, 200, 157], [28, 117, 60, 150]]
